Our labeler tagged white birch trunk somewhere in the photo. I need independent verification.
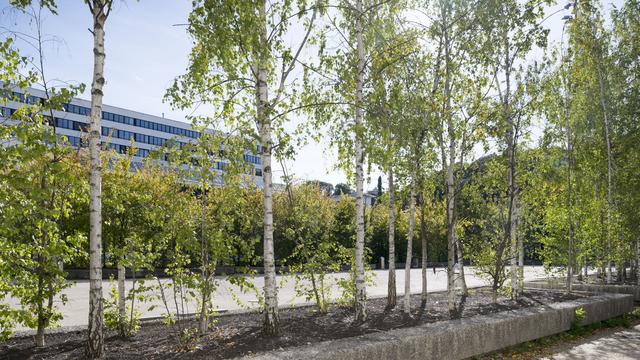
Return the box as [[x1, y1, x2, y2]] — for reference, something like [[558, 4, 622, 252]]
[[516, 194, 524, 295], [564, 71, 574, 293], [597, 64, 614, 285], [503, 28, 519, 302], [353, 0, 367, 322], [403, 176, 416, 314], [199, 190, 209, 334], [386, 169, 396, 309], [455, 237, 467, 296], [87, 2, 108, 357], [636, 238, 640, 286], [117, 263, 126, 336], [509, 188, 517, 299], [253, 0, 279, 336], [420, 193, 428, 306], [440, 0, 456, 315]]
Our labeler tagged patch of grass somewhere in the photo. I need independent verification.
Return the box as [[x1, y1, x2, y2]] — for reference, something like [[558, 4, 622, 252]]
[[475, 306, 640, 359]]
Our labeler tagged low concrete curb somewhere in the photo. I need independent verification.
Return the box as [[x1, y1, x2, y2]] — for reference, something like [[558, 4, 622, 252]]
[[526, 280, 640, 301], [241, 293, 633, 360]]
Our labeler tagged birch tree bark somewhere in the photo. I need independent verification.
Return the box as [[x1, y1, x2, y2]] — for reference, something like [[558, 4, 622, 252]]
[[501, 26, 520, 301], [564, 75, 575, 293], [597, 63, 614, 284], [199, 189, 210, 333], [117, 263, 126, 335], [386, 169, 396, 309], [256, 0, 279, 334], [353, 0, 367, 323], [403, 173, 416, 314], [636, 237, 640, 286], [440, 0, 457, 314], [420, 191, 428, 307], [86, 1, 111, 357], [516, 193, 524, 295]]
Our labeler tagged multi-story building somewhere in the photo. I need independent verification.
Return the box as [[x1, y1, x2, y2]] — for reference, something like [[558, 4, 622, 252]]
[[0, 87, 263, 186]]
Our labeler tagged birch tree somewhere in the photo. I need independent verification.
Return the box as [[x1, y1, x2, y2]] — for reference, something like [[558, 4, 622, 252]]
[[84, 0, 112, 356], [168, 0, 324, 335], [479, 0, 550, 299], [611, 0, 640, 284], [425, 0, 491, 313], [306, 0, 414, 320], [367, 11, 420, 310]]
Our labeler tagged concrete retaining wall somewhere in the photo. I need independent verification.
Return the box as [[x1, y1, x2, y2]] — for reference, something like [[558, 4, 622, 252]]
[[527, 281, 640, 301], [241, 293, 633, 360]]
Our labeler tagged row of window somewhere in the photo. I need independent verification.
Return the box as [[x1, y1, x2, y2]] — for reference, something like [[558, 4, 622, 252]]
[[244, 154, 261, 165], [50, 117, 262, 164], [2, 99, 264, 166], [8, 91, 201, 139], [104, 142, 150, 158]]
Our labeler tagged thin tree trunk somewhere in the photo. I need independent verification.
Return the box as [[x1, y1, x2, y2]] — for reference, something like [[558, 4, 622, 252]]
[[516, 194, 524, 295], [509, 186, 518, 300], [117, 263, 126, 336], [128, 271, 137, 334], [255, 0, 279, 336], [87, 2, 109, 357], [456, 131, 467, 297], [455, 238, 467, 296], [353, 0, 367, 323], [563, 68, 574, 294], [441, 0, 456, 316], [36, 261, 45, 347], [403, 175, 416, 314], [420, 191, 428, 307], [636, 238, 640, 286], [503, 32, 519, 302], [386, 169, 396, 309], [199, 189, 209, 334], [597, 64, 614, 285], [35, 174, 47, 347]]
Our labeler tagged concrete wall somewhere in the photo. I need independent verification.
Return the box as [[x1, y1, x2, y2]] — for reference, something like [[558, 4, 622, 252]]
[[527, 281, 640, 301], [241, 293, 633, 360]]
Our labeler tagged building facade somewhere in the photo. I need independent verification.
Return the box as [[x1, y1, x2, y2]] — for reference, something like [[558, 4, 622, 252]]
[[1, 87, 263, 186]]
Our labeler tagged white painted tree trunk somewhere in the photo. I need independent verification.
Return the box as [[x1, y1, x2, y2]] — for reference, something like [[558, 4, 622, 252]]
[[403, 176, 416, 314], [353, 0, 367, 323], [387, 169, 396, 309], [87, 2, 108, 357]]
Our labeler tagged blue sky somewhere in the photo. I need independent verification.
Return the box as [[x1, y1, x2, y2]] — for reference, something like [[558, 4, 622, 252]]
[[0, 0, 623, 188]]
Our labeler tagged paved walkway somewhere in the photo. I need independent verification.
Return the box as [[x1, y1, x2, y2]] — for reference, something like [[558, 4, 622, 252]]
[[544, 325, 640, 359], [6, 266, 549, 331]]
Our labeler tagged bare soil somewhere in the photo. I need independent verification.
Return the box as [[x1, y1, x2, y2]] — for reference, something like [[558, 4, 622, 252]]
[[0, 288, 583, 360]]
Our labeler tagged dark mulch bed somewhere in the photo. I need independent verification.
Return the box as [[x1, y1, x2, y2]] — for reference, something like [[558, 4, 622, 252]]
[[0, 288, 584, 360]]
